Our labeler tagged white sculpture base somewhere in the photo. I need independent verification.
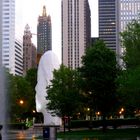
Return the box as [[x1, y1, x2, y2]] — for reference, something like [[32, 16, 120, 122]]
[[43, 111, 61, 126]]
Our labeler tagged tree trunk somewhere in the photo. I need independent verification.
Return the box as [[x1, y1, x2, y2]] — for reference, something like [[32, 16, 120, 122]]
[[63, 117, 66, 133], [68, 116, 71, 132], [102, 114, 107, 132], [89, 109, 93, 129]]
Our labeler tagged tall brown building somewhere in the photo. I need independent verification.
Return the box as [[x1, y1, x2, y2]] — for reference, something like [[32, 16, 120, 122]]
[[23, 24, 37, 75]]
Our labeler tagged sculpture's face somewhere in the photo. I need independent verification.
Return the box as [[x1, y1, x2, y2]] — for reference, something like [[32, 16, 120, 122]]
[[40, 50, 60, 86], [35, 51, 62, 125], [35, 50, 60, 112]]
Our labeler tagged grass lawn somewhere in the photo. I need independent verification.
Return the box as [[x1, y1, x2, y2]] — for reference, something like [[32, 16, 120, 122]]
[[57, 128, 140, 139]]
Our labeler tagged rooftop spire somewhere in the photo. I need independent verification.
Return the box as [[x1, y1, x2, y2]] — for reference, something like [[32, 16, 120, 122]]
[[42, 5, 47, 16], [25, 24, 30, 32], [24, 24, 32, 37]]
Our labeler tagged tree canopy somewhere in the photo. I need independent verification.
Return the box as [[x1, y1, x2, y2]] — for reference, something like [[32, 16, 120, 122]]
[[80, 40, 119, 118], [120, 19, 140, 69], [8, 74, 33, 121], [47, 64, 82, 118], [118, 18, 140, 114], [7, 68, 37, 122]]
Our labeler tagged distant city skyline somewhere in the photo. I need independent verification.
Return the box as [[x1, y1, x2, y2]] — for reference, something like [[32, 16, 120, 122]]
[[15, 0, 98, 61]]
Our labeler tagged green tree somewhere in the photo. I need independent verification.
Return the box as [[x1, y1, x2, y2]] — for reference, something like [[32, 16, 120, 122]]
[[118, 19, 140, 115], [25, 68, 37, 90], [7, 73, 34, 122], [47, 65, 82, 132], [80, 40, 119, 130], [25, 68, 37, 112], [120, 19, 140, 69], [118, 68, 140, 116]]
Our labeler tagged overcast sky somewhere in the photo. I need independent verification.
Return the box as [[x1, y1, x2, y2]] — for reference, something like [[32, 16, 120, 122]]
[[15, 0, 98, 61]]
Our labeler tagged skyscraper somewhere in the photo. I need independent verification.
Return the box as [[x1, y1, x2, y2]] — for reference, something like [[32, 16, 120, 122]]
[[0, 0, 7, 127], [15, 38, 23, 76], [0, 0, 2, 66], [117, 0, 140, 61], [1, 0, 15, 74], [99, 0, 119, 55], [37, 6, 52, 63], [23, 24, 37, 75], [118, 0, 140, 31], [62, 0, 91, 69]]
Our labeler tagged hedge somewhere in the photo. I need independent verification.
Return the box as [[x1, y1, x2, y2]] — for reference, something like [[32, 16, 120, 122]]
[[68, 118, 140, 129]]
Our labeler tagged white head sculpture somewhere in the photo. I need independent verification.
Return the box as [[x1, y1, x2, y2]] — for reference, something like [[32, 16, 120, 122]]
[[35, 50, 62, 125]]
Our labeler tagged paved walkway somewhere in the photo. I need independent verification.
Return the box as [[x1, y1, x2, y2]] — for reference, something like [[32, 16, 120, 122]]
[[1, 125, 140, 140], [2, 127, 41, 140]]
